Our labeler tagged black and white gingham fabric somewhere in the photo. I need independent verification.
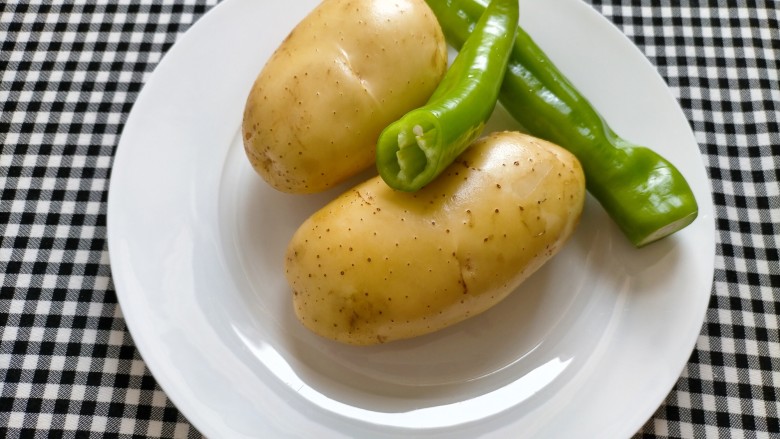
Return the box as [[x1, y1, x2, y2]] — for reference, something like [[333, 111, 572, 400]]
[[1, 1, 778, 437], [592, 2, 780, 437], [1, 2, 217, 437]]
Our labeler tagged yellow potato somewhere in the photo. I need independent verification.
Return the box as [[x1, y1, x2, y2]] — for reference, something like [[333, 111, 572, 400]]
[[285, 132, 586, 345], [243, 0, 447, 193]]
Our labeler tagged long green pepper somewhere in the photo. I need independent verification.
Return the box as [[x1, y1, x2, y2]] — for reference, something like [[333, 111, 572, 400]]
[[376, 0, 518, 192], [425, 0, 698, 247]]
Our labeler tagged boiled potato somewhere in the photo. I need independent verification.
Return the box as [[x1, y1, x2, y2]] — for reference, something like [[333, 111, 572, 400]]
[[285, 132, 586, 345], [243, 0, 448, 193]]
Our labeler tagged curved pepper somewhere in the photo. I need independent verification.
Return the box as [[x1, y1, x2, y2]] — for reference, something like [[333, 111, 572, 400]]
[[425, 0, 698, 247], [375, 0, 518, 192]]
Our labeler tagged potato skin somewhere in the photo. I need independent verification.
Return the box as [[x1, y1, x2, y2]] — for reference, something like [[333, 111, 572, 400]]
[[285, 132, 586, 345], [243, 0, 447, 193]]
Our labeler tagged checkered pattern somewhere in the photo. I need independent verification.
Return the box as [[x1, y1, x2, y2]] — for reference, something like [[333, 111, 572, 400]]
[[589, 1, 780, 438], [1, 0, 778, 438], [0, 1, 219, 437]]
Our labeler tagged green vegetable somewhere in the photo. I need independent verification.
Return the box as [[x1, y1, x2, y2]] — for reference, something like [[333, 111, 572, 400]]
[[375, 0, 518, 192], [425, 0, 698, 247]]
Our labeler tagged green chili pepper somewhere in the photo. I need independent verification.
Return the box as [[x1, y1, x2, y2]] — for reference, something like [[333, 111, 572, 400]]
[[375, 0, 518, 192], [425, 0, 698, 247]]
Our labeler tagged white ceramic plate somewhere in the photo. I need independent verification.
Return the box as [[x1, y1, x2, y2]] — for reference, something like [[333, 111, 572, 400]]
[[107, 0, 715, 437]]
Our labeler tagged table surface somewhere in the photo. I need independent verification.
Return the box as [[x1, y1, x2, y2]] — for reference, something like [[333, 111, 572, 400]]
[[1, 1, 778, 438]]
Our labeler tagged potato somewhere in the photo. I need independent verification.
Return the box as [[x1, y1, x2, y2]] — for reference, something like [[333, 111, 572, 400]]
[[285, 132, 586, 345], [243, 0, 447, 193]]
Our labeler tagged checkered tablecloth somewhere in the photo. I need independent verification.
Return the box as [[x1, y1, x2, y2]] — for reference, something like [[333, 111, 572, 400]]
[[1, 1, 778, 437]]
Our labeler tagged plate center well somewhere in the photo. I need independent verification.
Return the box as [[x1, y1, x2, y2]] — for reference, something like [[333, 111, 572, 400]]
[[217, 130, 617, 415]]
